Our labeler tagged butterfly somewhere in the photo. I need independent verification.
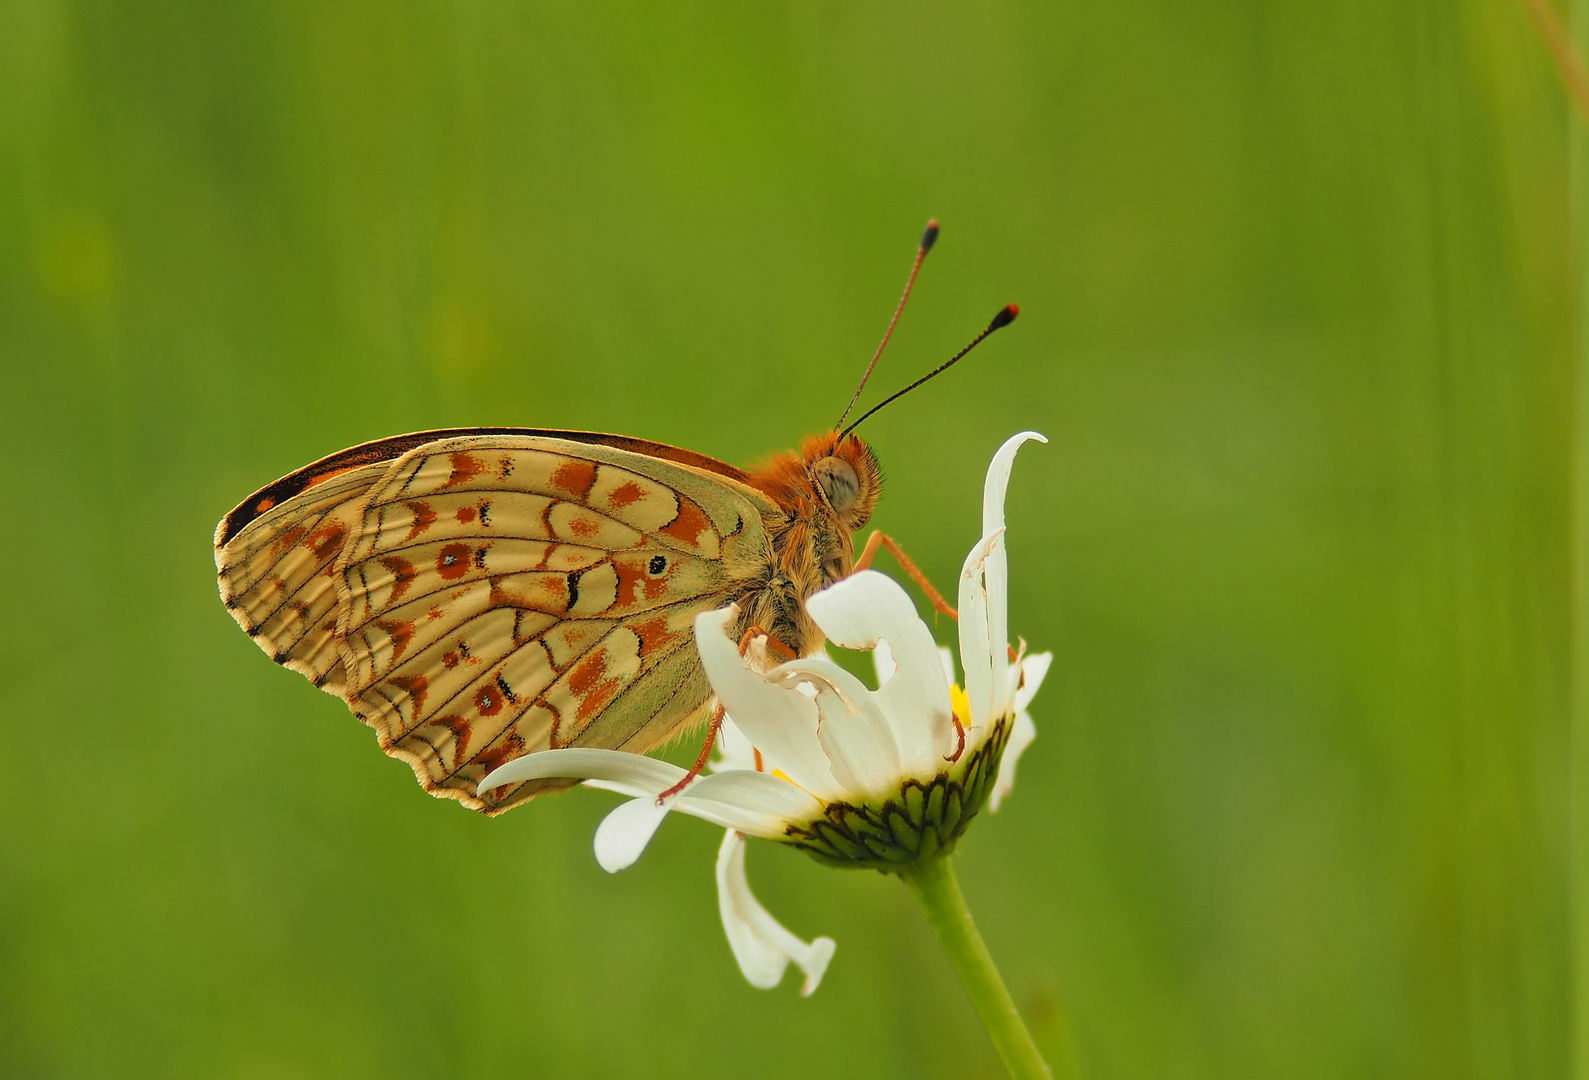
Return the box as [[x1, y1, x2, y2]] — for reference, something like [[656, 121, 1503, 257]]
[[213, 221, 1017, 814]]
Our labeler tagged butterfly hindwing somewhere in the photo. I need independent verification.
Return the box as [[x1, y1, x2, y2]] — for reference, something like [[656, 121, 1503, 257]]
[[330, 433, 777, 813], [214, 461, 391, 695]]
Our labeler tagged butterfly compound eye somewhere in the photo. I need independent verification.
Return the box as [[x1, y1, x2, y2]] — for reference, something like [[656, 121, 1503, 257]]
[[812, 456, 860, 514]]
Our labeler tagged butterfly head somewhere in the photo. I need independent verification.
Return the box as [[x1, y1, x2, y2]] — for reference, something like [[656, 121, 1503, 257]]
[[802, 430, 881, 533]]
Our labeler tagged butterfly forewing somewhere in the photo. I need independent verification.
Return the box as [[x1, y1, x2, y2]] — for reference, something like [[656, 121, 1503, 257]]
[[329, 433, 775, 813]]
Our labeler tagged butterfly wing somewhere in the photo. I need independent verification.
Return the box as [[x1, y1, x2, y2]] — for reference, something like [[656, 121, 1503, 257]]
[[218, 429, 778, 815], [215, 454, 397, 695], [214, 430, 555, 694], [334, 433, 777, 813]]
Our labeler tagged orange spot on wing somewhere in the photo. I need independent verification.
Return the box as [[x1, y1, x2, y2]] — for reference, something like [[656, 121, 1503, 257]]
[[568, 514, 601, 539], [474, 731, 526, 775], [569, 653, 607, 694], [568, 652, 622, 725], [390, 674, 429, 719], [443, 451, 485, 488], [436, 542, 471, 580], [643, 577, 668, 601], [272, 525, 308, 556], [474, 684, 505, 717], [608, 480, 645, 509], [304, 465, 358, 489], [613, 560, 645, 607], [632, 617, 673, 661], [659, 499, 711, 548], [536, 575, 570, 610], [376, 619, 416, 662], [405, 501, 437, 540], [456, 505, 476, 524], [551, 459, 597, 499], [381, 556, 417, 605], [306, 522, 347, 561], [255, 497, 276, 513]]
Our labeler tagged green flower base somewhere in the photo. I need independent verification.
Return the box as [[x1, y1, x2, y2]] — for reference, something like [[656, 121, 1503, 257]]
[[781, 717, 1011, 870]]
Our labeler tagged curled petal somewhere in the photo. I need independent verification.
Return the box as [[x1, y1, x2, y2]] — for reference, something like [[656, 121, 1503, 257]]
[[593, 796, 674, 873], [716, 830, 836, 995], [982, 432, 1046, 548], [982, 432, 1045, 717], [807, 572, 955, 775], [694, 607, 841, 799]]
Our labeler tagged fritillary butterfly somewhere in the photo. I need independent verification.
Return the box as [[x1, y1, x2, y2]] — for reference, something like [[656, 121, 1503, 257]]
[[214, 222, 1017, 813]]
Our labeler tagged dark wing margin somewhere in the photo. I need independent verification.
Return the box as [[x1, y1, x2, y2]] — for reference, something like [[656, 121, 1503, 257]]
[[216, 427, 753, 546]]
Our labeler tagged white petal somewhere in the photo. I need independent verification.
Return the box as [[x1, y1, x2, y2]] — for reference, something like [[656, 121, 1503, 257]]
[[938, 646, 957, 687], [990, 709, 1037, 812], [676, 770, 823, 838], [694, 607, 841, 798], [874, 638, 897, 685], [982, 432, 1045, 719], [478, 747, 686, 794], [772, 656, 902, 795], [583, 777, 663, 800], [807, 571, 955, 775], [957, 531, 1001, 727], [982, 432, 1046, 549], [581, 776, 807, 839], [593, 796, 674, 872], [716, 831, 836, 995], [1014, 652, 1053, 713]]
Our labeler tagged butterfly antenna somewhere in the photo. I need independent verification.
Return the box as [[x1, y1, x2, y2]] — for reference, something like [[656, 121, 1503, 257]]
[[839, 303, 1019, 439], [835, 219, 941, 429]]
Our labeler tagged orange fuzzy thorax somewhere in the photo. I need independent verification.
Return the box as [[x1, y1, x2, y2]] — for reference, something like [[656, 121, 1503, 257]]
[[745, 430, 882, 532]]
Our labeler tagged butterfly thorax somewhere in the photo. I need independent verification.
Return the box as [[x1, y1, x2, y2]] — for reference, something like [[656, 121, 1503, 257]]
[[735, 431, 882, 658]]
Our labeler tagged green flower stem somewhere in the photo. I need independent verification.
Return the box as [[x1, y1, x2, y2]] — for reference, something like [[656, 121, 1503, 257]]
[[902, 855, 1066, 1080]]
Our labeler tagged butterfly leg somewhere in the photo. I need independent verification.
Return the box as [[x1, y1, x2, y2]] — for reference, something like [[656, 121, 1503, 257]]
[[657, 701, 726, 804], [654, 627, 797, 804], [946, 717, 967, 763], [738, 625, 797, 664], [857, 532, 1022, 667], [854, 531, 959, 620]]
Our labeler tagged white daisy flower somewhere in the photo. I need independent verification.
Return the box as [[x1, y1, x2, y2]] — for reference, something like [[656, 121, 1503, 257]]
[[479, 432, 1051, 996]]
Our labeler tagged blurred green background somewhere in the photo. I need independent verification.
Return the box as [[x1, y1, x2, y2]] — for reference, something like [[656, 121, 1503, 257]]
[[0, 2, 1577, 1077]]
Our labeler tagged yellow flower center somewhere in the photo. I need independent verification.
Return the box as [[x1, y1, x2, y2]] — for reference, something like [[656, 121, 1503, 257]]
[[950, 683, 972, 728]]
